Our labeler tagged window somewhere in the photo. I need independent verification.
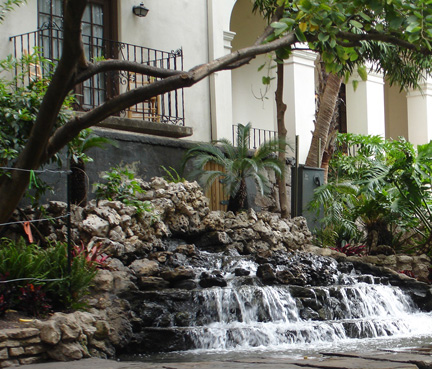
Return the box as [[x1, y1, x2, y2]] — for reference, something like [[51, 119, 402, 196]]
[[37, 0, 117, 109]]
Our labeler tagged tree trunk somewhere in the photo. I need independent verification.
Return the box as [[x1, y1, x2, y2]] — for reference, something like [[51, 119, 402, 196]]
[[70, 158, 87, 206], [0, 0, 88, 224], [227, 178, 247, 213], [305, 73, 342, 169], [275, 63, 289, 218]]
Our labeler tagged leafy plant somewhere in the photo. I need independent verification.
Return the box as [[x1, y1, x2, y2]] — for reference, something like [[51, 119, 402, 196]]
[[68, 128, 117, 206], [0, 0, 27, 24], [0, 51, 74, 206], [160, 165, 185, 183], [0, 237, 97, 315], [182, 123, 286, 213], [93, 165, 152, 216], [73, 241, 109, 269], [311, 133, 432, 256], [18, 283, 51, 316], [331, 241, 366, 257]]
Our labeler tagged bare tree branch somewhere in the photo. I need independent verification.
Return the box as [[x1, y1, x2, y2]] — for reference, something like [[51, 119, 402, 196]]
[[45, 31, 298, 161], [74, 60, 183, 85]]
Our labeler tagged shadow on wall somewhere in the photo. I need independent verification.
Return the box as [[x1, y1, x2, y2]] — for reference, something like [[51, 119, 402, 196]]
[[28, 128, 292, 214]]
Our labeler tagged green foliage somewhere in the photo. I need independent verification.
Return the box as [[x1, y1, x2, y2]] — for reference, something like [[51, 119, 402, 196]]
[[68, 128, 118, 165], [0, 237, 97, 315], [160, 165, 185, 183], [182, 123, 287, 212], [254, 0, 432, 89], [94, 165, 152, 216], [311, 133, 432, 255], [0, 52, 74, 205]]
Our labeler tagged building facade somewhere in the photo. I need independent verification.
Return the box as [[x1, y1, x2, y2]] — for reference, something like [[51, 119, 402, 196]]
[[0, 0, 430, 166]]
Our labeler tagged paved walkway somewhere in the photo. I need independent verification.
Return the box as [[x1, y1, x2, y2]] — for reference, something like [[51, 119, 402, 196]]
[[19, 348, 432, 369]]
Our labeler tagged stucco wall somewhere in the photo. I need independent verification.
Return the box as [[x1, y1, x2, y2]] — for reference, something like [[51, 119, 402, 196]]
[[385, 83, 408, 140], [0, 1, 38, 79], [230, 0, 277, 133], [117, 0, 212, 142], [0, 0, 213, 143]]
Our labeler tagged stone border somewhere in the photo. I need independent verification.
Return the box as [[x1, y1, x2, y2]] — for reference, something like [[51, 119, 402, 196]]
[[0, 312, 112, 368]]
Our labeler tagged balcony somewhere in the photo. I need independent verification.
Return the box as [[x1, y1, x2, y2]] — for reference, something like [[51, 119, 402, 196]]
[[232, 124, 277, 149], [9, 24, 190, 138]]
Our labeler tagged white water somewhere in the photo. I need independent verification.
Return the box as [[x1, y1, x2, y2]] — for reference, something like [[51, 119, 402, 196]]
[[144, 249, 432, 357], [185, 282, 432, 353]]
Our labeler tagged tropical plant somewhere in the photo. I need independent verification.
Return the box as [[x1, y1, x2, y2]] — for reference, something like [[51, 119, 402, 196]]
[[310, 133, 432, 255], [0, 237, 97, 315], [93, 165, 152, 216], [160, 165, 185, 184], [182, 123, 286, 213], [68, 128, 117, 206]]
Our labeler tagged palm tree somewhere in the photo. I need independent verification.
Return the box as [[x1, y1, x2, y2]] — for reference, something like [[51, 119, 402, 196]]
[[182, 123, 286, 213]]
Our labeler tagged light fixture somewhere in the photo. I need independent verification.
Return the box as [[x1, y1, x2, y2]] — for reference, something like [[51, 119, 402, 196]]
[[133, 2, 149, 17]]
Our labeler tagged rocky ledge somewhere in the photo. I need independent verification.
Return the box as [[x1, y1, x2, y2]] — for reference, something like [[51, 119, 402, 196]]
[[2, 177, 431, 365]]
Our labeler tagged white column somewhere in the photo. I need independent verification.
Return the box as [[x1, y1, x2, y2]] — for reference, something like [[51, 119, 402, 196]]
[[406, 77, 432, 146], [207, 0, 237, 141], [346, 70, 385, 136], [283, 50, 317, 164]]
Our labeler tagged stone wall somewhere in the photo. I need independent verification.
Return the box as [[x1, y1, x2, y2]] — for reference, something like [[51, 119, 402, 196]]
[[36, 128, 294, 215], [0, 310, 113, 368]]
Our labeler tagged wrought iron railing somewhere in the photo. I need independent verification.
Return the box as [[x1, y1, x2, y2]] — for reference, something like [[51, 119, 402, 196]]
[[232, 124, 278, 149], [9, 25, 185, 126]]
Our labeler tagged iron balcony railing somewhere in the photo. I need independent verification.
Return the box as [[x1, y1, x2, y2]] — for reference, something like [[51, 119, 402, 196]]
[[10, 25, 185, 126], [232, 124, 278, 149]]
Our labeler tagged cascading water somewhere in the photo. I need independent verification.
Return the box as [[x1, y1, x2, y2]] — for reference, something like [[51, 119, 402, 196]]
[[131, 246, 432, 359]]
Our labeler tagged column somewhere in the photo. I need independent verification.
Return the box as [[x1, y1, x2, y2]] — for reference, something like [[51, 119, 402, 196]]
[[346, 70, 386, 136], [406, 77, 432, 146], [283, 50, 317, 164]]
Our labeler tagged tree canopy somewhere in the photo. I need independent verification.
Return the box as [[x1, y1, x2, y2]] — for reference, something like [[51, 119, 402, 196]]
[[2, 0, 432, 223]]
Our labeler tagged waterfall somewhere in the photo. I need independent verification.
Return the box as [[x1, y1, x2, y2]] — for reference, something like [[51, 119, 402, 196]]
[[168, 251, 432, 354]]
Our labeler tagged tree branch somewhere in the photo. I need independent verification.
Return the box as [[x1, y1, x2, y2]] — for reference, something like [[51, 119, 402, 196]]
[[74, 60, 183, 85], [336, 31, 424, 53], [45, 31, 298, 161]]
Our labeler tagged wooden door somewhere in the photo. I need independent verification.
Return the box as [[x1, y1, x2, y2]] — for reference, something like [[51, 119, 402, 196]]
[[204, 163, 228, 212]]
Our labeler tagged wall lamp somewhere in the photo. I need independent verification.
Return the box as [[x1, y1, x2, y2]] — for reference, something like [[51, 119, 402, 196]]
[[133, 2, 149, 17]]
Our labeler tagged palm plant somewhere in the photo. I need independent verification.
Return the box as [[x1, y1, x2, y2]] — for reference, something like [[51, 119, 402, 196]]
[[310, 133, 432, 255], [182, 123, 286, 213], [68, 129, 117, 206]]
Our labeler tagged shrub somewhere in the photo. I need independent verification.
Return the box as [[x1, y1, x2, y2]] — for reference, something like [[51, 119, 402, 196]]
[[0, 52, 74, 206], [0, 237, 97, 315], [93, 165, 152, 216], [310, 133, 432, 255]]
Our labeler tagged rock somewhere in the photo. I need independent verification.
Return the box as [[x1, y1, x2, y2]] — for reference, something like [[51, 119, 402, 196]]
[[160, 267, 195, 282], [47, 342, 84, 361], [38, 320, 61, 345], [129, 259, 160, 276], [52, 313, 81, 341], [199, 272, 227, 288], [138, 277, 170, 290], [257, 264, 276, 284], [94, 321, 110, 340], [234, 268, 250, 277], [81, 214, 110, 237], [196, 231, 232, 250], [92, 269, 114, 292], [172, 279, 198, 290]]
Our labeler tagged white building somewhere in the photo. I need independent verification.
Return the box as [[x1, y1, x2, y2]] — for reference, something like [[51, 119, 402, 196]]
[[0, 0, 430, 165]]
